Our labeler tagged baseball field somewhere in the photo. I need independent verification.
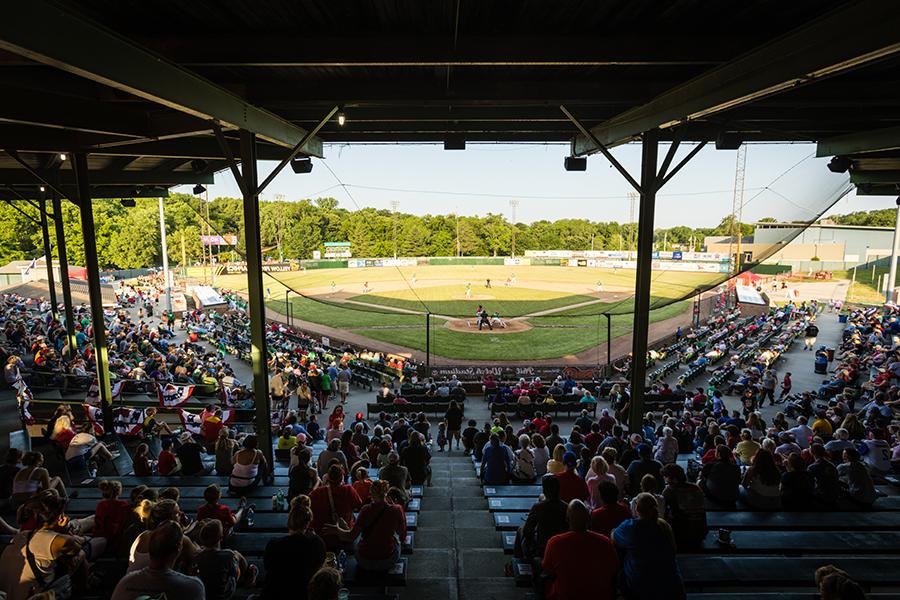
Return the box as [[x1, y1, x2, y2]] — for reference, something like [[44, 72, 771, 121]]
[[210, 264, 719, 362]]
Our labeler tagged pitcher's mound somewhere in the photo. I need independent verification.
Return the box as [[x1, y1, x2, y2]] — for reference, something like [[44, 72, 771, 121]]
[[449, 294, 495, 301], [444, 318, 532, 334]]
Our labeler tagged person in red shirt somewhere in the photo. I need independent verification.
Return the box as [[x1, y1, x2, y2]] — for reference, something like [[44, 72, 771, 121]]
[[157, 438, 180, 475], [556, 452, 589, 503], [325, 480, 406, 572], [310, 463, 363, 550], [197, 483, 248, 536], [590, 480, 632, 536], [542, 499, 620, 600], [584, 423, 605, 454], [531, 413, 548, 433], [200, 409, 225, 444], [93, 479, 129, 548]]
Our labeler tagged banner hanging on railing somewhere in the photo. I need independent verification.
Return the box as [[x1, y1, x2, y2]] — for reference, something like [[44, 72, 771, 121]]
[[157, 383, 195, 407]]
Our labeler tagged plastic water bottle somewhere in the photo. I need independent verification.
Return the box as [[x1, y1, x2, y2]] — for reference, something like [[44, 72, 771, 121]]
[[337, 550, 347, 573], [246, 506, 255, 528]]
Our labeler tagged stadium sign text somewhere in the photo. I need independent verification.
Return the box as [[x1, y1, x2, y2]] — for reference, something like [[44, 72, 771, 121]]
[[427, 365, 602, 381]]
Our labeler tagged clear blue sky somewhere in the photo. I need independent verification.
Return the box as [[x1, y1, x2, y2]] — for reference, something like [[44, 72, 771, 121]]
[[173, 142, 890, 229]]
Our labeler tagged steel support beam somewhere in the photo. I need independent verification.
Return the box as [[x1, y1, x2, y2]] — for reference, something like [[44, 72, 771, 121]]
[[849, 171, 900, 185], [239, 130, 273, 468], [0, 0, 322, 156], [574, 0, 900, 154], [38, 195, 58, 321], [817, 125, 900, 158], [0, 186, 170, 201], [72, 154, 114, 433], [51, 194, 77, 355], [0, 169, 214, 186], [628, 131, 659, 434]]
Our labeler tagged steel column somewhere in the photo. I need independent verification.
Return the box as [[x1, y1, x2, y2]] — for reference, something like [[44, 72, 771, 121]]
[[72, 154, 114, 433], [239, 130, 274, 467], [285, 290, 291, 327], [606, 313, 612, 370], [38, 195, 58, 321], [628, 130, 659, 433], [51, 194, 77, 355], [886, 197, 900, 301], [425, 312, 431, 378]]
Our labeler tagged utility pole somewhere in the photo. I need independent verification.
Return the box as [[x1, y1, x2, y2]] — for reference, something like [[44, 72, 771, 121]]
[[158, 197, 172, 312], [509, 199, 519, 258], [886, 196, 900, 302], [627, 192, 637, 255], [663, 231, 668, 252], [180, 231, 187, 278], [206, 190, 216, 286], [391, 200, 399, 259], [455, 213, 461, 257], [731, 144, 748, 273]]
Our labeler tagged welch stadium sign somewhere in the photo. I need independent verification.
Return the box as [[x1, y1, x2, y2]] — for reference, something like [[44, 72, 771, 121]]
[[425, 365, 605, 381]]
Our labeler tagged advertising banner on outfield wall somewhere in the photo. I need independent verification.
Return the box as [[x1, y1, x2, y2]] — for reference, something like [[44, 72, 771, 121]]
[[427, 364, 604, 381], [347, 258, 417, 268], [504, 258, 531, 266]]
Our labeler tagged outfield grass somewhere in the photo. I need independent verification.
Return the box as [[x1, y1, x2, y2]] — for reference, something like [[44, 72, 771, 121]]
[[211, 264, 710, 361], [346, 284, 600, 317], [356, 301, 690, 360], [832, 268, 889, 305]]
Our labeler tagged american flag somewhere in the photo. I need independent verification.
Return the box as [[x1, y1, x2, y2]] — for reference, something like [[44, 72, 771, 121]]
[[156, 382, 195, 407], [16, 378, 33, 425], [85, 379, 124, 406]]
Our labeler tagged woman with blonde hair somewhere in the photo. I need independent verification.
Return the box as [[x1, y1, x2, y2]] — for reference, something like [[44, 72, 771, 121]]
[[215, 427, 239, 476], [127, 499, 198, 573], [546, 444, 566, 475], [585, 455, 616, 510]]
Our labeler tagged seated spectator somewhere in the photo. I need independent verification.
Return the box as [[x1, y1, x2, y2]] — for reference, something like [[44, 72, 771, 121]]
[[556, 452, 590, 503], [229, 435, 268, 493], [111, 520, 204, 600], [215, 428, 239, 476], [585, 455, 616, 510], [379, 452, 410, 499], [740, 449, 782, 510], [824, 428, 854, 457], [277, 427, 298, 450], [698, 445, 741, 507], [613, 493, 685, 600], [462, 420, 479, 455], [310, 464, 363, 551], [196, 519, 257, 599], [197, 484, 248, 537], [590, 480, 631, 537], [781, 452, 815, 511], [653, 427, 679, 465], [325, 480, 406, 572], [546, 444, 566, 475], [133, 443, 154, 476], [316, 439, 348, 478], [602, 447, 628, 497], [807, 443, 841, 509], [661, 464, 707, 550], [542, 499, 619, 600], [733, 429, 761, 465], [481, 433, 513, 485], [127, 499, 198, 574], [838, 447, 877, 507], [11, 451, 67, 506], [308, 566, 342, 600], [0, 491, 90, 600], [626, 445, 663, 497], [65, 423, 117, 472], [516, 474, 567, 562], [157, 438, 180, 476], [351, 465, 373, 504], [94, 480, 130, 551], [531, 434, 550, 477], [176, 431, 208, 476], [815, 564, 868, 600], [512, 435, 537, 483], [260, 496, 326, 600]]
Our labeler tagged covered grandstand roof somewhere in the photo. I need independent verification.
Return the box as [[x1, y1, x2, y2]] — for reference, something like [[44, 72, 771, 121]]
[[0, 0, 896, 196]]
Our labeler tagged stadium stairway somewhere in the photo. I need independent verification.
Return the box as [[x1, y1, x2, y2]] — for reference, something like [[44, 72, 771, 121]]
[[390, 451, 523, 600]]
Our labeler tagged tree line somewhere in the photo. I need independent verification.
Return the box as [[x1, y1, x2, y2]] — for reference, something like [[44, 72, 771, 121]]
[[0, 193, 805, 269]]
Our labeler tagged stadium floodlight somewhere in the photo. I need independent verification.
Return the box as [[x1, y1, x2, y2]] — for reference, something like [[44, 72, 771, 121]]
[[336, 107, 346, 127], [39, 186, 45, 193], [290, 157, 314, 174], [827, 156, 852, 173], [193, 184, 207, 195], [444, 135, 465, 150], [564, 156, 587, 171], [58, 153, 67, 161], [120, 198, 136, 207]]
